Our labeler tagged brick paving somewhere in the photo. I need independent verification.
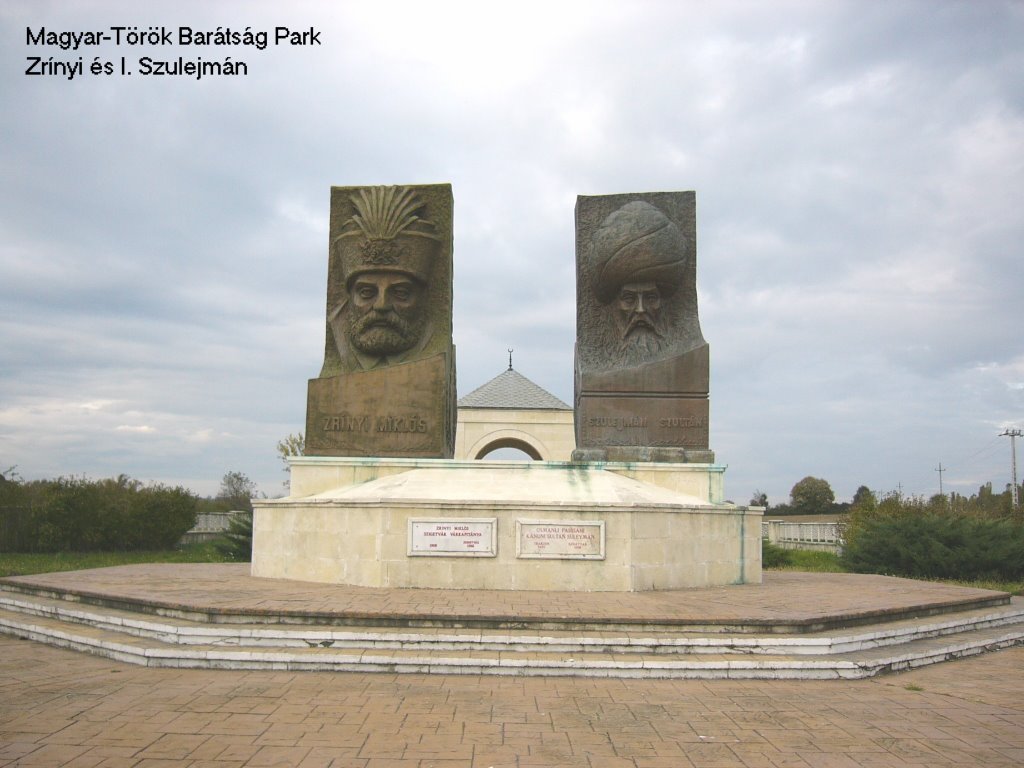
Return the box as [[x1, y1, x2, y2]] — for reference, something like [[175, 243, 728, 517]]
[[0, 565, 1006, 629], [2, 566, 1022, 765], [1, 637, 1022, 766]]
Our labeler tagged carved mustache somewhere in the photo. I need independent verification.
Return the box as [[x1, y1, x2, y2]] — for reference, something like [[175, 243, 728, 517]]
[[624, 313, 663, 338], [353, 310, 415, 337]]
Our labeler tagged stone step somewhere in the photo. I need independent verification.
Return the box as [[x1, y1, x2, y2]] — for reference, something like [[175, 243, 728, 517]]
[[1, 575, 1010, 634], [2, 590, 1023, 656], [2, 599, 1023, 680]]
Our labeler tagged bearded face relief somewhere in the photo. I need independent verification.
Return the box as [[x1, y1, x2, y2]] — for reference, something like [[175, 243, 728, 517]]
[[345, 272, 427, 357], [614, 280, 667, 360], [321, 186, 446, 373], [615, 280, 664, 339]]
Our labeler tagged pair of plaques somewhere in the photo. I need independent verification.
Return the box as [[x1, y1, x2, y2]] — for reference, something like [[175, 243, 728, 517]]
[[407, 518, 605, 560], [305, 184, 711, 462]]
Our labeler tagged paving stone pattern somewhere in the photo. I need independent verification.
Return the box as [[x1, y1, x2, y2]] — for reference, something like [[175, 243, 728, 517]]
[[1, 637, 1022, 767]]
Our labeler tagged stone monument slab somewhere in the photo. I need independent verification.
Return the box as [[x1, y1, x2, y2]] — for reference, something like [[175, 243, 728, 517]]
[[306, 183, 456, 457], [516, 520, 605, 559], [306, 353, 452, 457], [573, 191, 713, 463], [408, 517, 497, 557]]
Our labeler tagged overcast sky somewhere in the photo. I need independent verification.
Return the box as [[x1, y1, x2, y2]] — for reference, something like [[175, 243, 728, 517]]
[[2, 0, 1022, 504]]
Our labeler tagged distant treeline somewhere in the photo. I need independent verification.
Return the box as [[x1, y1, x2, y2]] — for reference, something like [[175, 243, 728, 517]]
[[758, 478, 1023, 519], [0, 474, 197, 553]]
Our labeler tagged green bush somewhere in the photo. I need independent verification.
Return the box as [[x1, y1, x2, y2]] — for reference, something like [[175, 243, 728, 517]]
[[840, 512, 1024, 581], [126, 485, 200, 549], [0, 475, 197, 553], [761, 540, 792, 568]]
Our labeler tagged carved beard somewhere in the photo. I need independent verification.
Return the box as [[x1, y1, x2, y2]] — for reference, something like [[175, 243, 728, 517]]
[[346, 308, 426, 357], [611, 308, 668, 366], [617, 325, 667, 366]]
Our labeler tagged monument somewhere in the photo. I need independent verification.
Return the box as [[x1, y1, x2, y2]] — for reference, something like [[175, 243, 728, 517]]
[[573, 191, 713, 463], [252, 184, 761, 591], [305, 184, 456, 458]]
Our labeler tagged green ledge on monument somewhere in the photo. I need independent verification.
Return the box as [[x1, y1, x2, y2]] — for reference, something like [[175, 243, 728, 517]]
[[252, 185, 763, 592]]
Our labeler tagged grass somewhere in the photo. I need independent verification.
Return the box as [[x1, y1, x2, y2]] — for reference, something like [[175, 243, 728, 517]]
[[769, 548, 846, 573], [929, 576, 1024, 596], [0, 543, 230, 577]]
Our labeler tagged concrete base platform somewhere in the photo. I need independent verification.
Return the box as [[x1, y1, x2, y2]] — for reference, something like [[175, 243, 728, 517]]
[[1, 565, 1022, 680], [253, 458, 762, 591]]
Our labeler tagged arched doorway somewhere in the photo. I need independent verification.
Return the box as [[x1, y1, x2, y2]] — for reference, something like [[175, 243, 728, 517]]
[[467, 429, 547, 461], [474, 436, 543, 461]]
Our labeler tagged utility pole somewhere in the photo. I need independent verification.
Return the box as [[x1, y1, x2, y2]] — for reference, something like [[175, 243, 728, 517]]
[[1001, 428, 1022, 513], [935, 463, 946, 497]]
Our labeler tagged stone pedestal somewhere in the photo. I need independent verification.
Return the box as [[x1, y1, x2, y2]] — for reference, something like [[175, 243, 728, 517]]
[[252, 458, 761, 592], [306, 353, 456, 458], [574, 343, 713, 463]]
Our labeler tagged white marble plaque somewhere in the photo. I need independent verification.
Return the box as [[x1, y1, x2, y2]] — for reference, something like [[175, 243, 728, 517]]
[[516, 520, 605, 560], [408, 518, 497, 557]]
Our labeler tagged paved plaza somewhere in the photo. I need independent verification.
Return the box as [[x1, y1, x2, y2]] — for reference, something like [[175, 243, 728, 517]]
[[1, 635, 1022, 767]]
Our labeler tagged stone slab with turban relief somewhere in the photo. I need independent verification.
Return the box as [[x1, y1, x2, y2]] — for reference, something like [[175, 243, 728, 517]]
[[573, 190, 713, 463]]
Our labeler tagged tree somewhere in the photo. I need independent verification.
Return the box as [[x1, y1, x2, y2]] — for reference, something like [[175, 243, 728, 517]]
[[214, 511, 254, 562], [789, 476, 835, 515], [276, 433, 305, 489], [214, 471, 258, 561], [217, 471, 257, 513], [749, 490, 769, 509], [852, 485, 876, 508]]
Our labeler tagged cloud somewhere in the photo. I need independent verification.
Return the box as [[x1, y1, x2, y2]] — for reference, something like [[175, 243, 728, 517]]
[[115, 424, 156, 434], [2, 0, 1022, 503]]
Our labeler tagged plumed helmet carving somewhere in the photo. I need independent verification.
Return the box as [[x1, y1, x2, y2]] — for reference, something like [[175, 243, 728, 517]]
[[334, 186, 441, 288]]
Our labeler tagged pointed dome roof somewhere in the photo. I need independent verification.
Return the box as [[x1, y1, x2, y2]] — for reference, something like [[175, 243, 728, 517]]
[[459, 368, 571, 410]]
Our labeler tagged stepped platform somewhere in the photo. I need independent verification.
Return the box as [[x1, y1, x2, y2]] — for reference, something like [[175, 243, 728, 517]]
[[1, 564, 1021, 680]]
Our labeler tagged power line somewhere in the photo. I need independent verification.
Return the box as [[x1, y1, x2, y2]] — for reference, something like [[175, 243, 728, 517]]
[[1001, 428, 1022, 513], [962, 435, 1003, 463], [935, 462, 946, 497], [902, 433, 1009, 498]]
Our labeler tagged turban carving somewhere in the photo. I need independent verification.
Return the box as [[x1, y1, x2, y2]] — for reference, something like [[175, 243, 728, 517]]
[[592, 201, 687, 303]]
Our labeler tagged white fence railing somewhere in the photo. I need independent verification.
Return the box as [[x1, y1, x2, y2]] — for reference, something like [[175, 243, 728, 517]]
[[180, 511, 245, 545], [762, 519, 845, 553]]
